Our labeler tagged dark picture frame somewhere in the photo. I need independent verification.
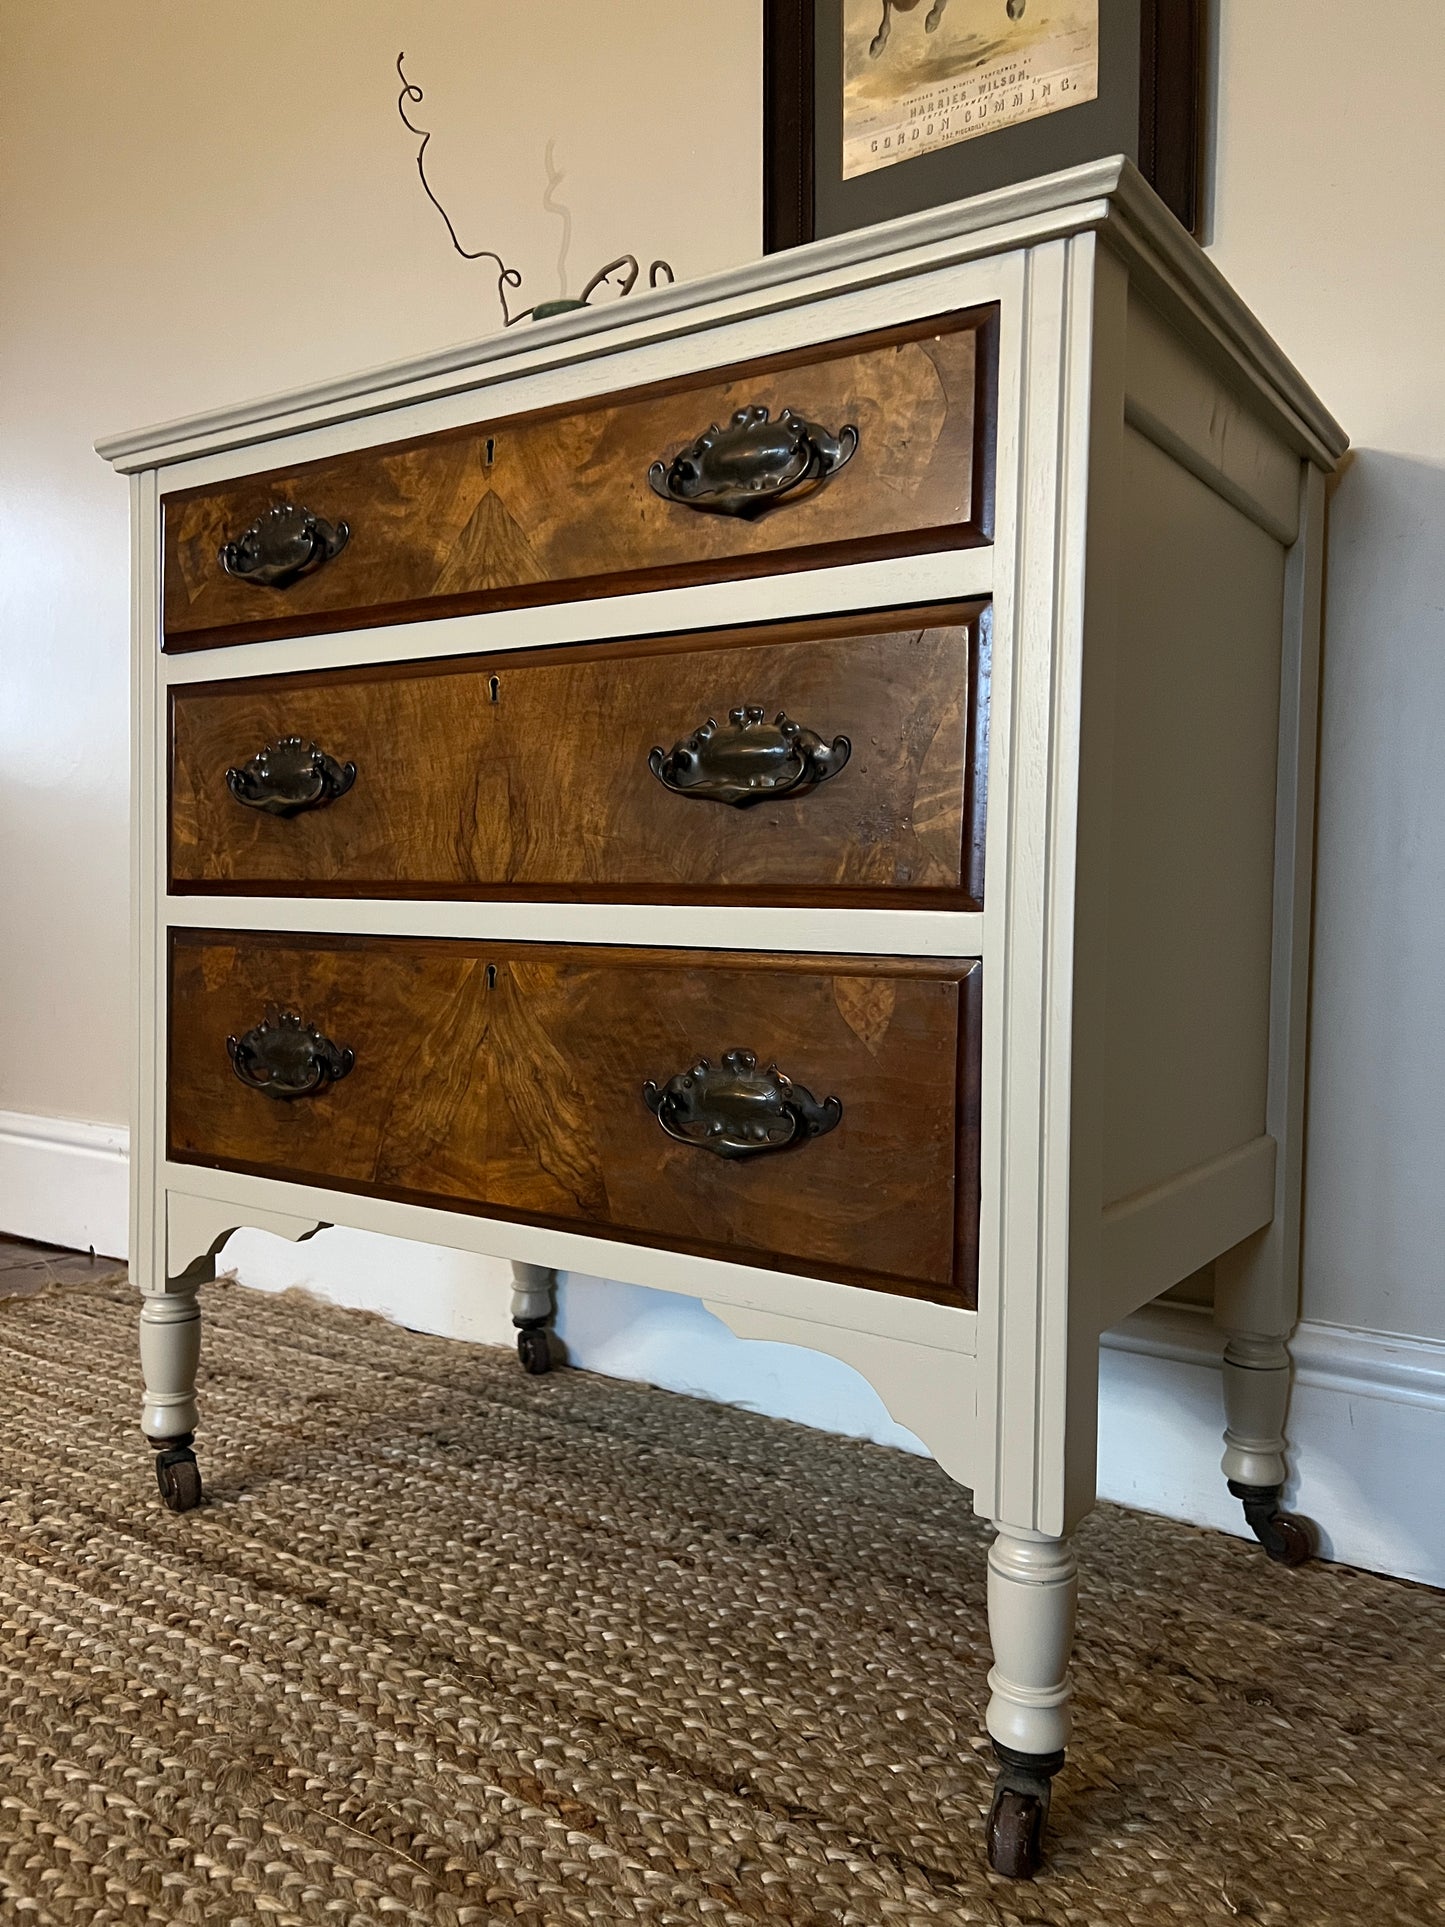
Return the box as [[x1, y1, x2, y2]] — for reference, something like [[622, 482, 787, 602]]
[[764, 0, 1202, 251]]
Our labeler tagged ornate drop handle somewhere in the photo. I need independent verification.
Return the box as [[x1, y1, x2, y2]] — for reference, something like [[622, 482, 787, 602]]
[[648, 406, 858, 517], [218, 503, 350, 588], [649, 705, 849, 809], [226, 737, 357, 817], [643, 1048, 842, 1159], [227, 1007, 355, 1100]]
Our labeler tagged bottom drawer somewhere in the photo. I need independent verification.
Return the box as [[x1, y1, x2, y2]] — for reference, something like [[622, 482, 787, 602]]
[[168, 933, 980, 1304]]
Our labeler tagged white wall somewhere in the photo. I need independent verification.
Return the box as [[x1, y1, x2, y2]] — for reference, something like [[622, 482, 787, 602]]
[[3, 3, 1443, 1579], [1205, 1, 1445, 1345], [0, 0, 761, 1128]]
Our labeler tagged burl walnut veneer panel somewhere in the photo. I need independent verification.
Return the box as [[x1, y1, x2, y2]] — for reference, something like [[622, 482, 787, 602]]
[[169, 934, 981, 1303], [161, 311, 997, 650], [170, 605, 990, 907]]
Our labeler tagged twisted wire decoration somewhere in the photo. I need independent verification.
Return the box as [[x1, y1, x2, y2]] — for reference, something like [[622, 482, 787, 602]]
[[396, 52, 674, 327]]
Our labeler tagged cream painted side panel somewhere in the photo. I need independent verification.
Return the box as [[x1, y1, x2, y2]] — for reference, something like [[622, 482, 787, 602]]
[[1101, 428, 1286, 1208], [1098, 1136, 1276, 1330]]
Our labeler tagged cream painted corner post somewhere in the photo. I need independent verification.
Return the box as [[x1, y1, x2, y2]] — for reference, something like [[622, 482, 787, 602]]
[[102, 158, 1345, 1881], [1212, 459, 1330, 1566]]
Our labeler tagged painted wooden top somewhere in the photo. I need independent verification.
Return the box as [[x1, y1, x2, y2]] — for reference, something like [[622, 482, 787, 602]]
[[96, 156, 1347, 475]]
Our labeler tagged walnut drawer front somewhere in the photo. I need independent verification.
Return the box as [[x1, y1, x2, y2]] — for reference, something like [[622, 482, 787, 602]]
[[160, 310, 996, 652], [169, 934, 981, 1304], [171, 605, 990, 907]]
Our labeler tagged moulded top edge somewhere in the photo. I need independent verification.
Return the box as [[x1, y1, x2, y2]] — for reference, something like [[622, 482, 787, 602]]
[[95, 155, 1345, 475]]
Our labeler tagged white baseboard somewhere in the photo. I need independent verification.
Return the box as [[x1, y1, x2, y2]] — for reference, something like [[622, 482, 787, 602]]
[[5, 1115, 1441, 1586], [221, 1223, 518, 1347], [1100, 1302, 1445, 1588], [0, 1110, 128, 1259]]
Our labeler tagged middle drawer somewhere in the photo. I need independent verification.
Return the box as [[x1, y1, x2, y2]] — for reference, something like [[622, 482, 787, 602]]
[[170, 603, 989, 907]]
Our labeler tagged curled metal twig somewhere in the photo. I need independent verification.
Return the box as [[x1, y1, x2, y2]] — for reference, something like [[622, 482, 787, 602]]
[[396, 53, 674, 327], [397, 52, 524, 323]]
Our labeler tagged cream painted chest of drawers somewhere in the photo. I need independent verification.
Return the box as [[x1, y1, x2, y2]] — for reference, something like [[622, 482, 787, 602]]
[[100, 159, 1345, 1878]]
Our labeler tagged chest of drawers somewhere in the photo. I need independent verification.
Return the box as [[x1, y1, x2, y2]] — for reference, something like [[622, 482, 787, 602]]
[[101, 158, 1345, 1880]]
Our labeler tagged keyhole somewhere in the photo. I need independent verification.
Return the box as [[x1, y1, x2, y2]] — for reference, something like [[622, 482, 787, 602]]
[[484, 437, 496, 466], [485, 963, 497, 990], [488, 675, 500, 704]]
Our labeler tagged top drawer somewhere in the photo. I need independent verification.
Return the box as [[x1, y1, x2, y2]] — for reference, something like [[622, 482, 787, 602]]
[[161, 310, 997, 652]]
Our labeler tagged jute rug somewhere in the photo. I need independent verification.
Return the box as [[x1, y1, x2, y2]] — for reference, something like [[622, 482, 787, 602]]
[[0, 1277, 1439, 1926]]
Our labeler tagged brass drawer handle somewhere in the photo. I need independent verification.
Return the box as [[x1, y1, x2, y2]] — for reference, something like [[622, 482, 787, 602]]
[[649, 705, 849, 809], [648, 406, 858, 517], [226, 737, 357, 817], [644, 1048, 842, 1159], [218, 503, 350, 588], [227, 1007, 354, 1100]]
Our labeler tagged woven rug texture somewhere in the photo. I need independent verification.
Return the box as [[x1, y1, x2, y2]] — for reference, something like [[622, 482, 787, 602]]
[[0, 1276, 1439, 1926]]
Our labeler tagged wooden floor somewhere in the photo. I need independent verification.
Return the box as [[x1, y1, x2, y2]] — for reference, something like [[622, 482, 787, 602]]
[[0, 1234, 116, 1299]]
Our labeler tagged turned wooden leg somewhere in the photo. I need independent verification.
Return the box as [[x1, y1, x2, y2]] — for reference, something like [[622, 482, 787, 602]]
[[984, 1527, 1076, 1879], [139, 1284, 203, 1512], [511, 1261, 558, 1376], [1221, 1331, 1315, 1565]]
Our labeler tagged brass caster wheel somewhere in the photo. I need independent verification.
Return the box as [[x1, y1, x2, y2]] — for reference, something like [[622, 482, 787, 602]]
[[987, 1784, 1045, 1879], [154, 1441, 202, 1513], [1230, 1481, 1317, 1566], [516, 1327, 553, 1375]]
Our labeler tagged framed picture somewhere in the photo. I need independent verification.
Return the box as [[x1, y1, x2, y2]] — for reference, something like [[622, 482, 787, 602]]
[[764, 0, 1202, 250]]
